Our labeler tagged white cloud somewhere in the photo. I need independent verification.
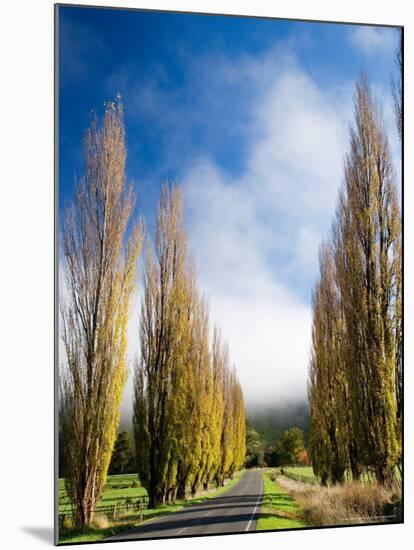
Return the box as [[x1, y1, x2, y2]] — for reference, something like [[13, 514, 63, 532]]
[[181, 57, 354, 406], [64, 44, 400, 417], [349, 26, 396, 56]]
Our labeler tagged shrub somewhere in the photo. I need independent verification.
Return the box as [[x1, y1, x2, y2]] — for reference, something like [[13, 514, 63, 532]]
[[91, 513, 111, 530], [294, 482, 400, 526], [60, 514, 73, 531], [270, 470, 280, 482]]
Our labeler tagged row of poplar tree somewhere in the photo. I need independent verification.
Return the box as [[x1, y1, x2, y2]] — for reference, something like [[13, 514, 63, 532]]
[[133, 185, 246, 508], [59, 98, 246, 527], [309, 73, 402, 486]]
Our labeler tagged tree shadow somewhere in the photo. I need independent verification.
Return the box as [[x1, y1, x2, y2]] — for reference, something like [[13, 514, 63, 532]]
[[109, 510, 261, 540]]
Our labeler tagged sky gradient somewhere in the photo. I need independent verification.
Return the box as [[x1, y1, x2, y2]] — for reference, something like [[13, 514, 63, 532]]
[[58, 5, 401, 414]]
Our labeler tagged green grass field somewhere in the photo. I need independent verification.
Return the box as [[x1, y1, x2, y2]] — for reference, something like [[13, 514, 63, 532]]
[[59, 473, 147, 513], [256, 470, 306, 531], [284, 467, 316, 480], [282, 466, 402, 485], [59, 470, 245, 543], [283, 466, 319, 484]]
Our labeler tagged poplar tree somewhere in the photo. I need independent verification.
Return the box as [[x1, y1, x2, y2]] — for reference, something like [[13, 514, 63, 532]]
[[134, 185, 190, 508], [171, 271, 203, 500], [309, 242, 349, 485], [188, 296, 214, 496], [391, 30, 403, 450], [392, 29, 402, 142], [334, 75, 401, 484], [134, 185, 247, 506], [232, 375, 247, 474], [60, 98, 142, 526], [309, 74, 401, 486], [215, 339, 233, 487], [205, 328, 225, 488], [215, 350, 246, 484]]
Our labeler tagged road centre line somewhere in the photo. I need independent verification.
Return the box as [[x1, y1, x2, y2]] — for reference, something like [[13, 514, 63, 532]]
[[245, 491, 262, 532]]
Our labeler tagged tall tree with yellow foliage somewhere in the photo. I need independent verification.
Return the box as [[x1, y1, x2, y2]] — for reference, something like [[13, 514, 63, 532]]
[[205, 328, 225, 488], [310, 74, 402, 486], [215, 344, 246, 485], [231, 374, 247, 475], [60, 98, 142, 526], [134, 184, 246, 506], [134, 185, 190, 507], [334, 74, 401, 484], [309, 242, 349, 485]]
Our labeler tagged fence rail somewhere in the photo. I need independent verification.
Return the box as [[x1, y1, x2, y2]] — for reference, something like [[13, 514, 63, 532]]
[[281, 469, 319, 485], [59, 497, 149, 529], [281, 468, 402, 488]]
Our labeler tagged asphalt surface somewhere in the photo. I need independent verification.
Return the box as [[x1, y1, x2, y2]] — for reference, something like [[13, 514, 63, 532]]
[[107, 469, 263, 541]]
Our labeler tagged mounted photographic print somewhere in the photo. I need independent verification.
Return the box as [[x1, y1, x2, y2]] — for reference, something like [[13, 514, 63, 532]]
[[55, 3, 403, 545]]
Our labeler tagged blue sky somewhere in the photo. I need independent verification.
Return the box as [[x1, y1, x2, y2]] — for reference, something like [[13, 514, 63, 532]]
[[58, 6, 401, 407]]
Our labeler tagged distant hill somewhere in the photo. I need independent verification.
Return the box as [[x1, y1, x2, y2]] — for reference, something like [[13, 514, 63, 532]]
[[246, 400, 310, 446], [119, 399, 310, 447]]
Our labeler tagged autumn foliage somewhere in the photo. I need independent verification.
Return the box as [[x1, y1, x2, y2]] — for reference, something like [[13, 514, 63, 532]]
[[60, 103, 246, 523], [133, 185, 246, 508], [60, 99, 142, 526], [296, 449, 309, 467], [309, 75, 402, 486]]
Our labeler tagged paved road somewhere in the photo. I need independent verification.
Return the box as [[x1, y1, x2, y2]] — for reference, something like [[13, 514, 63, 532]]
[[107, 469, 263, 541]]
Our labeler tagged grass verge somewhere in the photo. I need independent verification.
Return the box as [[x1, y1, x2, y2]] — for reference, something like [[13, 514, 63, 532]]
[[285, 477, 402, 527], [256, 469, 306, 531], [59, 470, 244, 544]]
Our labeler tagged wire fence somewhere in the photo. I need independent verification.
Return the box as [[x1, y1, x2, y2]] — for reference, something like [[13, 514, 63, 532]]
[[281, 468, 402, 489], [280, 469, 319, 485], [58, 496, 149, 529]]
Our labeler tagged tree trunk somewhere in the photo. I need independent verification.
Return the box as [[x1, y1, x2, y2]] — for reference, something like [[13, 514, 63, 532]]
[[321, 472, 329, 487], [349, 445, 362, 482], [376, 463, 395, 486], [75, 499, 93, 527], [148, 476, 160, 508], [191, 480, 199, 497], [177, 479, 187, 499]]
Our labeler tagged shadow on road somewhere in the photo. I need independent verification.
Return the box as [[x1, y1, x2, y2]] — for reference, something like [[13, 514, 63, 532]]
[[114, 511, 259, 538]]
